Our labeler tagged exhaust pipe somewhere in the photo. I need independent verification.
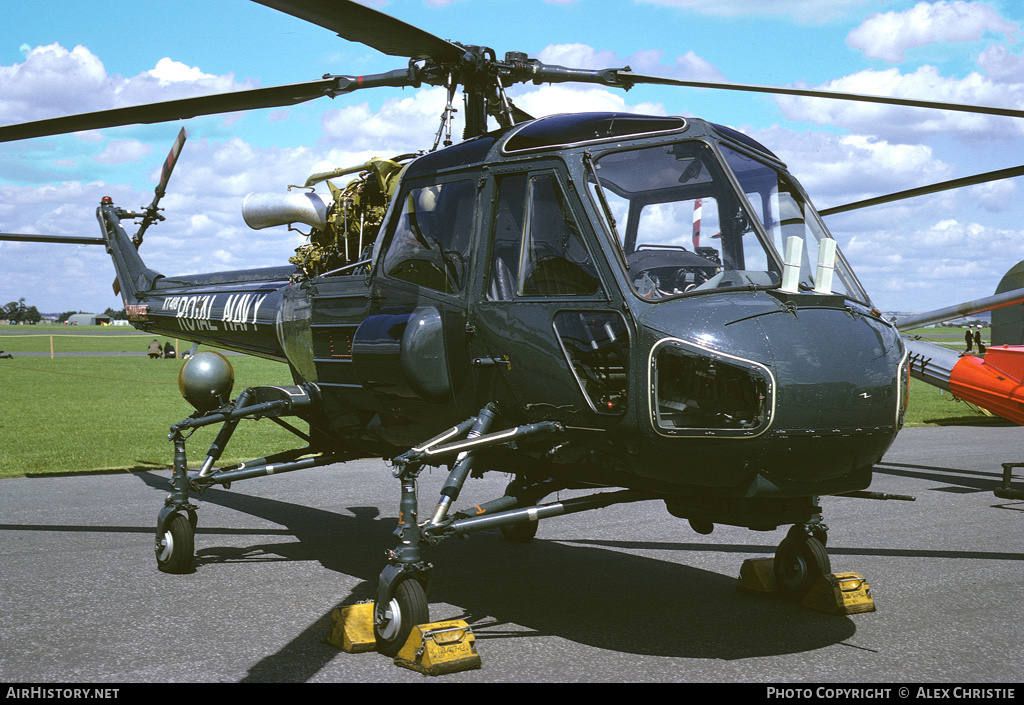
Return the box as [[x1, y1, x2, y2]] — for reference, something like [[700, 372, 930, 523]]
[[242, 191, 330, 231]]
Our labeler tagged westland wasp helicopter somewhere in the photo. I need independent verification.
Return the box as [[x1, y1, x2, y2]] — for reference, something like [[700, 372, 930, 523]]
[[6, 0, 1024, 655]]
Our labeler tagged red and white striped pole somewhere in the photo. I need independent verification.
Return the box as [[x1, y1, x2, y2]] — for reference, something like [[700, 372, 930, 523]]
[[692, 198, 702, 249]]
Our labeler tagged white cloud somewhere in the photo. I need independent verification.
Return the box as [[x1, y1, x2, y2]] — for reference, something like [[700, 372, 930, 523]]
[[847, 1, 1017, 63], [976, 44, 1024, 82], [535, 43, 725, 82], [634, 0, 873, 22], [513, 84, 666, 118], [320, 87, 454, 153], [0, 42, 259, 128], [967, 176, 1018, 213], [731, 120, 1024, 312], [746, 124, 953, 209], [94, 140, 153, 165], [0, 44, 111, 123], [536, 43, 620, 70], [517, 42, 724, 118], [826, 205, 1024, 312], [147, 57, 218, 84], [773, 65, 1024, 143]]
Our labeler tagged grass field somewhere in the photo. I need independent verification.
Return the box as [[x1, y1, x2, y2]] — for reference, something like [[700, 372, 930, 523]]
[[0, 325, 1008, 478], [903, 325, 989, 350], [0, 324, 184, 355], [1, 327, 302, 478]]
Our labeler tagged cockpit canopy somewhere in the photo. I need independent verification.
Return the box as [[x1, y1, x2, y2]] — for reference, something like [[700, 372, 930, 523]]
[[587, 136, 868, 304]]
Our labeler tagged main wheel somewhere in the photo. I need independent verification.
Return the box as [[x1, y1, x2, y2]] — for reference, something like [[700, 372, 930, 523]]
[[786, 523, 828, 547], [156, 513, 194, 574], [499, 479, 547, 543], [374, 578, 429, 656], [774, 533, 830, 599], [500, 519, 538, 543]]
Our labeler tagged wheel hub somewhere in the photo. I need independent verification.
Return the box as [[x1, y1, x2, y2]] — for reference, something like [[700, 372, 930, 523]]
[[376, 598, 402, 641], [157, 531, 174, 562], [780, 554, 808, 588]]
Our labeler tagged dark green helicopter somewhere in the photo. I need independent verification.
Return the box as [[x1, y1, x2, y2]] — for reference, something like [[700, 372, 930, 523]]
[[6, 0, 1024, 656]]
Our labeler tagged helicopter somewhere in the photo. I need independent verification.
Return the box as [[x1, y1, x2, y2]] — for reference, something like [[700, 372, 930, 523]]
[[5, 0, 1024, 656]]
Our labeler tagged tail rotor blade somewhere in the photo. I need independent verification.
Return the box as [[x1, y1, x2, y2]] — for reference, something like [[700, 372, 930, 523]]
[[113, 128, 189, 296], [156, 128, 188, 198]]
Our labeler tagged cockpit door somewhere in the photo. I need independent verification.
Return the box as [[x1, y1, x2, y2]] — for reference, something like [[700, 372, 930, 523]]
[[469, 166, 631, 426]]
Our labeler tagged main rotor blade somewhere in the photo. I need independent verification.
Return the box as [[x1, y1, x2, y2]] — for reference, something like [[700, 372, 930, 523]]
[[0, 78, 336, 143], [618, 72, 1024, 121], [0, 233, 104, 245], [819, 165, 1024, 216], [892, 286, 1024, 331], [253, 0, 465, 63]]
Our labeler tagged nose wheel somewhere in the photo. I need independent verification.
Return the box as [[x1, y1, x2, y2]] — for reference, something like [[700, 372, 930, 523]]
[[374, 577, 429, 656], [773, 527, 830, 599]]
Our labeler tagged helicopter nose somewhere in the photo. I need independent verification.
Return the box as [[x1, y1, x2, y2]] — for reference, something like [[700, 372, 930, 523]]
[[643, 294, 907, 483]]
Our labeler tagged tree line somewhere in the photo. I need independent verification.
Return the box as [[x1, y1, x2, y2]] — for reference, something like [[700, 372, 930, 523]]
[[2, 297, 127, 324], [2, 298, 41, 324]]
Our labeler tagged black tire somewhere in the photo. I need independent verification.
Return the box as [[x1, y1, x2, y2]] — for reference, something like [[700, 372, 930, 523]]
[[374, 578, 429, 656], [786, 523, 828, 547], [156, 513, 194, 574], [774, 534, 830, 599], [500, 479, 548, 543], [500, 519, 538, 543]]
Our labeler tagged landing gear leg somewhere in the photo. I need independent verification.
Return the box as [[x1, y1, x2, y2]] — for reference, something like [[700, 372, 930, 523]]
[[372, 406, 567, 654], [155, 429, 197, 574], [374, 472, 432, 656], [774, 524, 830, 599]]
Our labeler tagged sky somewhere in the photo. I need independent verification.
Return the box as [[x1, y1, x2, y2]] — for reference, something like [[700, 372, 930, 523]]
[[3, 0, 1024, 315]]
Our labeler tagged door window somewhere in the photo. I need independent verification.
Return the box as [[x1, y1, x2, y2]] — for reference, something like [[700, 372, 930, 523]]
[[487, 172, 601, 301], [381, 179, 476, 294]]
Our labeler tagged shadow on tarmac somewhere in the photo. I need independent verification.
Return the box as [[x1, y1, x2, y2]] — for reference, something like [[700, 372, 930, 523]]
[[6, 464, 1022, 681], [874, 461, 1005, 492], [124, 470, 856, 681]]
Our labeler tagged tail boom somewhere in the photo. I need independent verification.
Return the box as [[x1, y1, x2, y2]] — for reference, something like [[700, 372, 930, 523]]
[[99, 197, 296, 362], [905, 337, 1024, 424]]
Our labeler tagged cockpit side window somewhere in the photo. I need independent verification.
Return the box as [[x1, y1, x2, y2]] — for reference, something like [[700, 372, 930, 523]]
[[487, 172, 601, 301], [487, 174, 526, 301], [381, 179, 475, 294]]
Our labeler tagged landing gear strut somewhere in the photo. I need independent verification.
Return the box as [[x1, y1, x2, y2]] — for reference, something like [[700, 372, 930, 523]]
[[375, 404, 652, 652], [153, 383, 346, 574]]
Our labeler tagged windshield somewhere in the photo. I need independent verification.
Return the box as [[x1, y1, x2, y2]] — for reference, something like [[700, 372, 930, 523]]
[[589, 141, 778, 300], [719, 145, 867, 303], [588, 140, 867, 304]]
